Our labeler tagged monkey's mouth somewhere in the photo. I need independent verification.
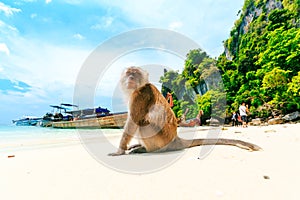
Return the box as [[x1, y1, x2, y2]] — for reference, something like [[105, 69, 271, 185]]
[[126, 81, 136, 89]]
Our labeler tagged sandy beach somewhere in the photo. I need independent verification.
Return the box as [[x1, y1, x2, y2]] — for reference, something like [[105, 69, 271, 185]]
[[1, 123, 300, 200]]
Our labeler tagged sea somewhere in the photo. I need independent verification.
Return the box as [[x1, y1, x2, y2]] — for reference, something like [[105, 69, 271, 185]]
[[0, 125, 123, 153]]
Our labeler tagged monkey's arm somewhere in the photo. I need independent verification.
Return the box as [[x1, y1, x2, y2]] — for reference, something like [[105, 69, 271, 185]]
[[130, 84, 155, 126], [108, 117, 138, 156]]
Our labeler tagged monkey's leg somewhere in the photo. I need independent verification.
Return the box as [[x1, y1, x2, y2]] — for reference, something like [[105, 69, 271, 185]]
[[108, 117, 139, 156], [129, 146, 147, 154]]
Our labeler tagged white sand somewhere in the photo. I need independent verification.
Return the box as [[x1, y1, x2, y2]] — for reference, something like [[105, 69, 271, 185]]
[[1, 124, 300, 200]]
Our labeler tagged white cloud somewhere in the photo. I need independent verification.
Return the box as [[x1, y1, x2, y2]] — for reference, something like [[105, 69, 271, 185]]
[[0, 43, 10, 55], [91, 16, 114, 30], [30, 13, 37, 19], [0, 20, 19, 34], [0, 2, 21, 17], [10, 41, 89, 87], [45, 0, 52, 4], [73, 33, 85, 40], [168, 21, 183, 30]]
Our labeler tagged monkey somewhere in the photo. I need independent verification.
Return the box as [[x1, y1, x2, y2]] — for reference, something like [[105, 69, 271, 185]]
[[108, 66, 262, 156]]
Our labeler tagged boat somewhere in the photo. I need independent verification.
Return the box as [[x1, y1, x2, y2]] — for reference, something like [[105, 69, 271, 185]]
[[39, 104, 76, 127], [51, 112, 127, 129], [40, 103, 127, 129], [12, 116, 42, 126]]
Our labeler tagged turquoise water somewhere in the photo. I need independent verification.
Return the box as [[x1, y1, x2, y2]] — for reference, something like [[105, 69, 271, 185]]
[[0, 125, 122, 152], [0, 125, 77, 141]]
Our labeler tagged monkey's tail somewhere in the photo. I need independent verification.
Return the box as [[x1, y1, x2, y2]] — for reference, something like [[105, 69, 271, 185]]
[[182, 138, 262, 151]]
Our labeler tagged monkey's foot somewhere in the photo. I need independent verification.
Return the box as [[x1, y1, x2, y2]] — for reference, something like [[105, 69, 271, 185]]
[[108, 149, 125, 156], [129, 146, 147, 154]]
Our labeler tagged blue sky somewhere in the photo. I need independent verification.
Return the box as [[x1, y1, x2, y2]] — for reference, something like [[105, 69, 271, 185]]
[[0, 0, 244, 124]]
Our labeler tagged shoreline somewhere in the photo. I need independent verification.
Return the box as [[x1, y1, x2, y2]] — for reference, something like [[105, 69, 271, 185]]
[[1, 123, 300, 199]]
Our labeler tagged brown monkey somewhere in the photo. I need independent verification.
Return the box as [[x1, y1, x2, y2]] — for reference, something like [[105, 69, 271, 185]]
[[108, 66, 261, 156]]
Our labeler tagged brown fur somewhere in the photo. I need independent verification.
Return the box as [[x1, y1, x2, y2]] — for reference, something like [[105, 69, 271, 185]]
[[108, 67, 262, 156]]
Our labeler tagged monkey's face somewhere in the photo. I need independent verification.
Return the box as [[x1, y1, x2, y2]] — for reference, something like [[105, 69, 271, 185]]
[[121, 67, 149, 90]]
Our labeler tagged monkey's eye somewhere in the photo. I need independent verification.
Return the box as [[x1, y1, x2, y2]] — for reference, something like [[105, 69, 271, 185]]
[[126, 70, 139, 76], [125, 71, 131, 76], [133, 70, 142, 76]]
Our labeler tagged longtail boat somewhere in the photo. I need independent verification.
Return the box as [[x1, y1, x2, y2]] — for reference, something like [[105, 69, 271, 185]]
[[51, 112, 127, 129]]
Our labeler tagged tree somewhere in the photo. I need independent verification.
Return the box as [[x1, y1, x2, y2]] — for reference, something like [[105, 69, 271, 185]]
[[262, 68, 291, 113], [287, 72, 300, 110], [196, 89, 226, 120], [182, 49, 208, 81], [267, 9, 294, 31]]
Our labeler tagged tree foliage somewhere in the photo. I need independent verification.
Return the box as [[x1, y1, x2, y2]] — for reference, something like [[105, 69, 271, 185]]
[[220, 0, 300, 117], [161, 49, 225, 121]]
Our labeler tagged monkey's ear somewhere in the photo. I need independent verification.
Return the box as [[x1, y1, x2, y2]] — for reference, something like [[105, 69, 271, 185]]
[[142, 70, 149, 85]]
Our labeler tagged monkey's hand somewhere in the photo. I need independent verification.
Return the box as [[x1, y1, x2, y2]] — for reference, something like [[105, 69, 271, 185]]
[[108, 148, 126, 156]]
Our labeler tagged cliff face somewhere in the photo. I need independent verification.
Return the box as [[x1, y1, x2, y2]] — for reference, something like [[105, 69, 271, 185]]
[[240, 0, 284, 34]]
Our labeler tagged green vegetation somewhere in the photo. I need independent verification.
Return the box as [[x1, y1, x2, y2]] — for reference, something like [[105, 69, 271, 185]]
[[160, 0, 300, 121], [160, 48, 226, 121]]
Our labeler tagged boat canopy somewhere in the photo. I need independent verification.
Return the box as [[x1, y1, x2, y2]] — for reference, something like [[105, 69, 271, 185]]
[[60, 103, 78, 107], [50, 105, 65, 109], [66, 107, 110, 115]]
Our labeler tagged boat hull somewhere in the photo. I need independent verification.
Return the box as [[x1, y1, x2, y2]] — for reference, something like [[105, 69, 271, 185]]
[[51, 113, 127, 129]]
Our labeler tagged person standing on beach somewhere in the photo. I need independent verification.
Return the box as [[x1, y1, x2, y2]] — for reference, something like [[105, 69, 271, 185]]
[[239, 102, 248, 128], [195, 110, 203, 126], [232, 111, 237, 126]]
